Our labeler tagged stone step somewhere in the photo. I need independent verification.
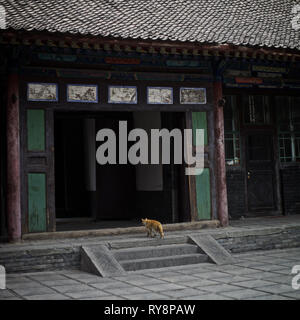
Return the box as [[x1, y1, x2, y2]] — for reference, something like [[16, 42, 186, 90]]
[[113, 243, 200, 261], [108, 235, 188, 250], [120, 253, 209, 271]]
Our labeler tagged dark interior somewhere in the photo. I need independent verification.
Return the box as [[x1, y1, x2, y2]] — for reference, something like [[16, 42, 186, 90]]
[[54, 111, 189, 230]]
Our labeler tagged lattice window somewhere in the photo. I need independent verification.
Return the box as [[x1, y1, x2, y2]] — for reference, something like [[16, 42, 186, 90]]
[[224, 95, 240, 166], [277, 96, 300, 163]]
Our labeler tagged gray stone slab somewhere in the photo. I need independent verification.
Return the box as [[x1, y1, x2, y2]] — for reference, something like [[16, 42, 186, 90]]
[[248, 294, 293, 300], [125, 292, 171, 300], [189, 234, 236, 265], [221, 288, 268, 300], [41, 279, 80, 287], [0, 290, 17, 298], [181, 279, 220, 288], [81, 245, 126, 277], [89, 281, 131, 290], [52, 284, 92, 293], [161, 288, 206, 298], [105, 286, 149, 296], [25, 293, 71, 300], [66, 290, 111, 299], [257, 284, 296, 295], [182, 293, 233, 300], [144, 283, 186, 292], [233, 279, 277, 289], [281, 291, 300, 299], [199, 283, 243, 293], [214, 275, 254, 284], [12, 286, 56, 297]]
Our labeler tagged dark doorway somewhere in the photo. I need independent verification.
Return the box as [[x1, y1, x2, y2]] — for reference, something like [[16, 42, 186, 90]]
[[54, 111, 189, 229], [245, 132, 277, 212]]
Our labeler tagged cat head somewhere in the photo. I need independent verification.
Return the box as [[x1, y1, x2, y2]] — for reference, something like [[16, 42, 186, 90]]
[[141, 218, 148, 225]]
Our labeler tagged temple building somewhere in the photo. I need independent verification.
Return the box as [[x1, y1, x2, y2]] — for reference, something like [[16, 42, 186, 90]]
[[1, 1, 300, 242]]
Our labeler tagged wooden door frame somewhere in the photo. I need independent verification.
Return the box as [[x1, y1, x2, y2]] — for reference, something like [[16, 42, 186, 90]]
[[241, 127, 282, 216]]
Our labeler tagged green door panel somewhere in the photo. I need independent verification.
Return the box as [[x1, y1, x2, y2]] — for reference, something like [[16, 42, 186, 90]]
[[195, 168, 211, 220], [28, 173, 47, 232], [27, 109, 45, 151], [192, 112, 211, 220], [192, 112, 208, 146]]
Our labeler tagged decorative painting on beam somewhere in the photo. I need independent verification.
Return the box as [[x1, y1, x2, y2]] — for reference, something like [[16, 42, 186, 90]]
[[147, 87, 173, 104], [108, 86, 137, 104], [180, 88, 206, 104], [67, 84, 98, 103], [27, 83, 58, 102]]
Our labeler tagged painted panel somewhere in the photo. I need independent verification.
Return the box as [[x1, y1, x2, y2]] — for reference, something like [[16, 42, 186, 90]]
[[180, 87, 206, 104], [192, 112, 208, 145], [27, 83, 58, 101], [108, 86, 137, 104], [67, 84, 98, 103], [27, 109, 45, 151], [195, 168, 211, 220], [147, 87, 173, 104], [28, 173, 47, 232]]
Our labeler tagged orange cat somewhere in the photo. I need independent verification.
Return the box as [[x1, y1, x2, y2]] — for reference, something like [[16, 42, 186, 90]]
[[141, 218, 164, 239]]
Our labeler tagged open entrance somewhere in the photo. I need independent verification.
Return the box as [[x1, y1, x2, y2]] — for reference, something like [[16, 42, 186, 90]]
[[54, 111, 190, 231]]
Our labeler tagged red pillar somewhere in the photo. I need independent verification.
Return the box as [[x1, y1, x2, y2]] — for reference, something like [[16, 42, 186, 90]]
[[214, 81, 229, 227], [6, 72, 21, 242]]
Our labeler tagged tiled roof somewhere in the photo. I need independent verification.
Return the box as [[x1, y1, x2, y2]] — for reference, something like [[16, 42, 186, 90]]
[[1, 0, 300, 50]]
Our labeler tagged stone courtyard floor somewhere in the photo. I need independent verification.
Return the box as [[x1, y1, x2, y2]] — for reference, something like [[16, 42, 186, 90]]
[[1, 246, 299, 300]]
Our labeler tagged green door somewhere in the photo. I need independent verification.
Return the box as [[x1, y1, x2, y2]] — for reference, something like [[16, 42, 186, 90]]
[[192, 112, 211, 220]]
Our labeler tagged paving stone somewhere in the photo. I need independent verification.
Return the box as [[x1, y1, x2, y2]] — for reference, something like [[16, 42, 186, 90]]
[[183, 279, 221, 288], [41, 279, 81, 286], [66, 290, 111, 299], [257, 284, 296, 295], [243, 271, 280, 280], [0, 290, 17, 298], [248, 294, 293, 300], [83, 295, 125, 300], [161, 288, 206, 298], [220, 268, 260, 276], [182, 293, 233, 300], [221, 288, 267, 300], [214, 275, 253, 284], [144, 283, 186, 292], [105, 286, 149, 296], [262, 275, 293, 285], [158, 275, 200, 283], [25, 293, 71, 300], [193, 271, 231, 280], [233, 279, 277, 289], [28, 274, 67, 281], [89, 281, 132, 290], [199, 283, 243, 293], [250, 265, 289, 272], [52, 284, 92, 293], [12, 286, 56, 297], [281, 291, 300, 299], [123, 277, 167, 286], [125, 292, 171, 300], [7, 281, 44, 290]]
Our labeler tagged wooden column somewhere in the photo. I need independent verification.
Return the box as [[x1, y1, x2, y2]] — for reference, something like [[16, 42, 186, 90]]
[[6, 72, 21, 241], [214, 81, 229, 227]]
